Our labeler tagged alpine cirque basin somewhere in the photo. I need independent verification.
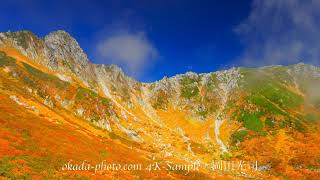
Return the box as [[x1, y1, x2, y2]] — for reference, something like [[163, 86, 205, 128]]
[[0, 30, 320, 179]]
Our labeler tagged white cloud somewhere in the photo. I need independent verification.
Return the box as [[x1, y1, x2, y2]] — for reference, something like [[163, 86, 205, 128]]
[[97, 31, 159, 77], [235, 0, 320, 66]]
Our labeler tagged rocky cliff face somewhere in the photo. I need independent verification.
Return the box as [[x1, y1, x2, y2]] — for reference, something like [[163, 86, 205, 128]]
[[1, 30, 320, 178]]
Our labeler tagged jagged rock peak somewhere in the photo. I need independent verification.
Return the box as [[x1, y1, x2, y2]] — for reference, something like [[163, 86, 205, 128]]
[[0, 30, 40, 48], [289, 63, 320, 78], [0, 30, 37, 38], [44, 30, 90, 67], [95, 63, 127, 78], [106, 64, 125, 75]]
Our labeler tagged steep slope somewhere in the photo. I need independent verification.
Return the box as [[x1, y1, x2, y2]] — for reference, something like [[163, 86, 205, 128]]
[[0, 30, 320, 179]]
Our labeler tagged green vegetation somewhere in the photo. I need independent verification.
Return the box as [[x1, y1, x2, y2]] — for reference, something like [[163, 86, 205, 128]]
[[181, 85, 199, 98], [0, 51, 16, 67], [248, 94, 285, 115], [61, 60, 74, 73], [0, 156, 15, 179], [21, 129, 32, 139], [264, 66, 294, 85], [201, 97, 219, 115], [56, 79, 70, 89], [231, 130, 248, 143], [6, 31, 36, 49], [22, 76, 35, 86], [0, 156, 30, 179], [152, 95, 168, 110], [197, 108, 208, 118], [293, 119, 304, 132], [279, 120, 289, 129], [120, 87, 131, 102], [23, 62, 56, 81], [73, 86, 113, 120], [180, 76, 199, 99], [90, 113, 100, 122], [265, 118, 275, 128], [313, 99, 320, 109], [241, 68, 304, 110], [245, 90, 306, 132], [180, 75, 198, 85], [0, 51, 5, 58], [22, 62, 69, 89], [220, 152, 232, 160], [0, 155, 62, 179], [240, 112, 264, 132], [205, 73, 218, 91], [101, 97, 111, 106], [236, 68, 309, 132], [75, 87, 98, 101], [259, 83, 303, 109], [20, 155, 61, 175], [305, 113, 319, 122]]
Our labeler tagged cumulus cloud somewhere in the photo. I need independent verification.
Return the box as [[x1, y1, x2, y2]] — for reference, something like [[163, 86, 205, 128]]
[[97, 31, 159, 77], [235, 0, 320, 66]]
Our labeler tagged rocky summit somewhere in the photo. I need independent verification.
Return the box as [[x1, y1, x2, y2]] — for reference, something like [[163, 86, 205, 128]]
[[0, 30, 320, 179]]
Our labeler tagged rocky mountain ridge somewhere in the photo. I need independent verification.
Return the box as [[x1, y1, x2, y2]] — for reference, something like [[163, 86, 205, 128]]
[[1, 30, 320, 178]]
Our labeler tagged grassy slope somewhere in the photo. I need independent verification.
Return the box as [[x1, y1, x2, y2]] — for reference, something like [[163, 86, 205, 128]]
[[0, 51, 215, 179], [1, 47, 320, 178], [0, 52, 150, 178]]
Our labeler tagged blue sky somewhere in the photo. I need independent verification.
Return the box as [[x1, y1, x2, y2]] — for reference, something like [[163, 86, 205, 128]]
[[1, 0, 319, 82]]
